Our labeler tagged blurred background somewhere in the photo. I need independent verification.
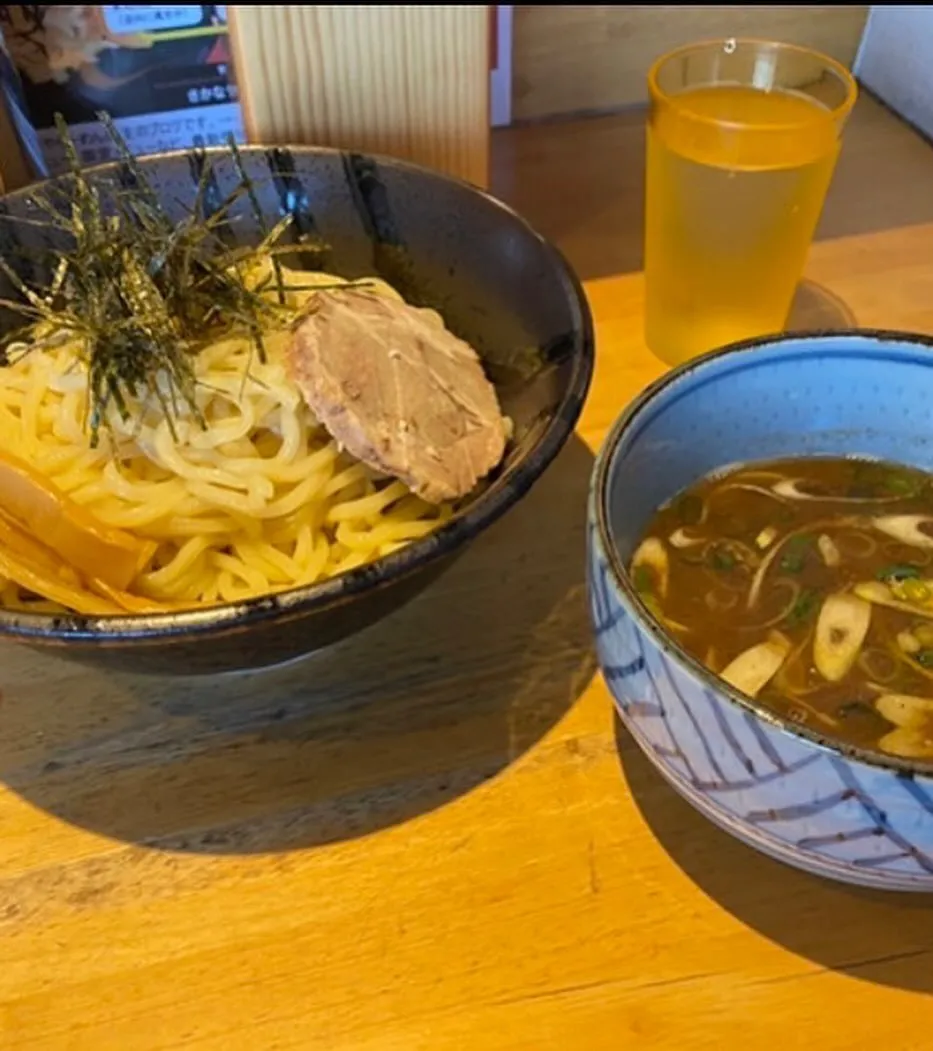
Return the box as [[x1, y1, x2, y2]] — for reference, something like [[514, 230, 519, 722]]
[[0, 5, 930, 279]]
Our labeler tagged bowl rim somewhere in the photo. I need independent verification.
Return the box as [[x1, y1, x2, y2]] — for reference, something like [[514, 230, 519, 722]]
[[593, 327, 933, 778], [0, 144, 595, 643]]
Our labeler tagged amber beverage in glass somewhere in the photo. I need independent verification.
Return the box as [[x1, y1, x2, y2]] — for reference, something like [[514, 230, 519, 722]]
[[644, 39, 857, 366]]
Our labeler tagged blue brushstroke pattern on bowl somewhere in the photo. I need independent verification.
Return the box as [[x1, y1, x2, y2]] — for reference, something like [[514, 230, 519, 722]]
[[0, 146, 593, 673], [589, 331, 933, 891]]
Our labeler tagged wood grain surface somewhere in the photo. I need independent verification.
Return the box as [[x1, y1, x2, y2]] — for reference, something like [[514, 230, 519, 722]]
[[3, 223, 933, 1048], [229, 5, 490, 186], [512, 4, 869, 121]]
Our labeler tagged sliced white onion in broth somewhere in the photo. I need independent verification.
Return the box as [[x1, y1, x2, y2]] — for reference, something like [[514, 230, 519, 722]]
[[756, 526, 778, 549], [877, 695, 933, 758], [872, 515, 933, 550], [876, 692, 933, 731], [668, 527, 704, 549], [813, 592, 872, 683], [880, 727, 933, 759], [711, 482, 791, 505], [897, 630, 921, 655], [720, 633, 791, 699], [773, 479, 901, 503], [817, 533, 841, 567]]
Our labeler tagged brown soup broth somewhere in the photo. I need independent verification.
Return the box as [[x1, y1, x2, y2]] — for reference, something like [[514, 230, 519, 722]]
[[630, 457, 933, 759]]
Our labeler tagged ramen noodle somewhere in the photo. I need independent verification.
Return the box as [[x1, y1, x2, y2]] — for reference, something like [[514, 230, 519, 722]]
[[0, 267, 452, 612]]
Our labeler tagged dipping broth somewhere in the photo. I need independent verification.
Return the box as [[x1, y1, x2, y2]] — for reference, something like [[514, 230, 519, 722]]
[[629, 456, 933, 760]]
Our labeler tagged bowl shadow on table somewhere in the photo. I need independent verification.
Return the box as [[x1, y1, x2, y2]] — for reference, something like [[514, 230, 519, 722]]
[[614, 718, 933, 996], [0, 436, 598, 855]]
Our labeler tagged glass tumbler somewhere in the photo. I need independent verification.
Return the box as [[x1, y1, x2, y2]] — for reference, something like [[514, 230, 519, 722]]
[[644, 39, 857, 366]]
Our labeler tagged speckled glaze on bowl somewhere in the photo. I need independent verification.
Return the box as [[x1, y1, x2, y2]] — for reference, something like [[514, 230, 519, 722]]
[[0, 147, 593, 673], [589, 332, 933, 891]]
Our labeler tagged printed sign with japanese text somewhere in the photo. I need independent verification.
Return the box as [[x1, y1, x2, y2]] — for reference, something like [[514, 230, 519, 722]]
[[0, 4, 244, 173]]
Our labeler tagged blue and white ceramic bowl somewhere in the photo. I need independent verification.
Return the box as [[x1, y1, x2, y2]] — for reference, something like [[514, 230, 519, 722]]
[[589, 331, 933, 891]]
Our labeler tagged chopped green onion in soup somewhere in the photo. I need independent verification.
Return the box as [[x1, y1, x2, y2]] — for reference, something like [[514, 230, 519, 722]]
[[629, 456, 933, 758]]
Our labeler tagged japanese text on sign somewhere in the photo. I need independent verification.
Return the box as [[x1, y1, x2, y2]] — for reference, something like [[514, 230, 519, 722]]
[[102, 6, 203, 35]]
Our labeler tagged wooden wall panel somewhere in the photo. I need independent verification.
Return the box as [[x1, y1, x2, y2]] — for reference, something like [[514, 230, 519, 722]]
[[512, 5, 870, 122], [230, 5, 490, 187]]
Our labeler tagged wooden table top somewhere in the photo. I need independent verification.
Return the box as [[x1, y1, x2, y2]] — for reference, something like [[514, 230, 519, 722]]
[[4, 223, 933, 1050]]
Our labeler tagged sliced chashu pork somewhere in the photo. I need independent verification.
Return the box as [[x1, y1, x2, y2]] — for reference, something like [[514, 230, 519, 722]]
[[287, 287, 508, 503]]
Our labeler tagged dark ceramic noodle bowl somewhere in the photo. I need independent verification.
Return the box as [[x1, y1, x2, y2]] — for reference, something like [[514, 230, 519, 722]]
[[0, 146, 593, 674]]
